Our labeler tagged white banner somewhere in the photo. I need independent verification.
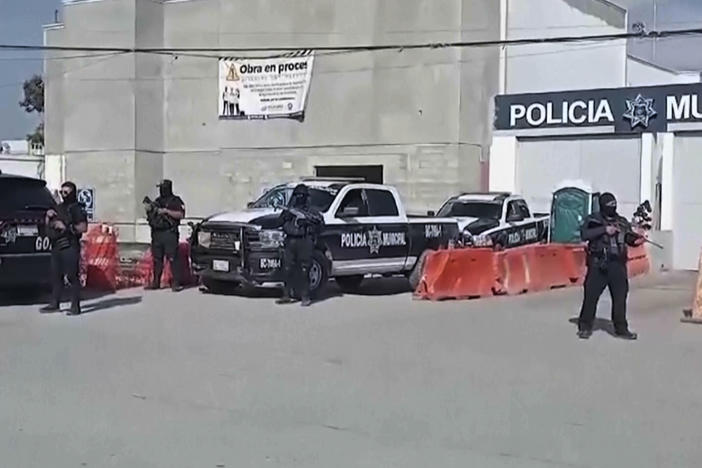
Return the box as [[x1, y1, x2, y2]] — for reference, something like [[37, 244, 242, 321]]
[[218, 52, 314, 121]]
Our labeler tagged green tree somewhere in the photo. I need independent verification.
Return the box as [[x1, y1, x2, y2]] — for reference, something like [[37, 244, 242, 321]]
[[19, 74, 45, 146]]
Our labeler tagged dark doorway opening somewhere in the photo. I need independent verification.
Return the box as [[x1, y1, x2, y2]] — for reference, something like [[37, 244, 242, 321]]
[[314, 165, 383, 184]]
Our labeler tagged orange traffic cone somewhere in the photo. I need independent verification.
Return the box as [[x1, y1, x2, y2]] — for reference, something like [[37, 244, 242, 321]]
[[682, 249, 702, 324]]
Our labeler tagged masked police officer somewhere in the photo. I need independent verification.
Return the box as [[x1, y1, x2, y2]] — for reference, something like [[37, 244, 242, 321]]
[[578, 192, 644, 340], [274, 184, 323, 307], [41, 181, 88, 316], [145, 179, 185, 292]]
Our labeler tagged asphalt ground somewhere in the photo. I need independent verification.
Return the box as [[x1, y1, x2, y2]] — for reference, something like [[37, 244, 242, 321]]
[[0, 271, 699, 468]]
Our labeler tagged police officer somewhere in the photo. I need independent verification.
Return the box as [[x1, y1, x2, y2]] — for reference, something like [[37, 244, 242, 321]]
[[275, 184, 323, 307], [578, 192, 644, 340], [41, 181, 88, 316], [145, 179, 185, 292]]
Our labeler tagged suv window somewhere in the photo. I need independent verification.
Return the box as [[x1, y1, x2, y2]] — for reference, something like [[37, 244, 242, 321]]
[[0, 178, 56, 215], [365, 189, 399, 216], [506, 201, 523, 221], [336, 189, 368, 217], [515, 200, 531, 219]]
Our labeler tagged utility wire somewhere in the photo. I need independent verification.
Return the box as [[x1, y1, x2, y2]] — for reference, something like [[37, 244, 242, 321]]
[[0, 27, 701, 57]]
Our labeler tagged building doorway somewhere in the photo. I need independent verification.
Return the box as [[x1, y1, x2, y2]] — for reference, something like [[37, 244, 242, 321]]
[[315, 165, 383, 184]]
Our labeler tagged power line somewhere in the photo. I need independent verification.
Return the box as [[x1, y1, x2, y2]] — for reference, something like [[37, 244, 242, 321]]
[[0, 41, 626, 89], [1, 27, 701, 57], [0, 52, 130, 62]]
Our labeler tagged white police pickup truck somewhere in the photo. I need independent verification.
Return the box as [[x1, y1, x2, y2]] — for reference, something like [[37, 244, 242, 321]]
[[191, 179, 460, 296], [435, 192, 549, 249]]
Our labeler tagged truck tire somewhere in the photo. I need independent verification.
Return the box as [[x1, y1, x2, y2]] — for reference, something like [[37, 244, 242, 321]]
[[408, 250, 431, 291], [335, 275, 364, 292], [295, 250, 329, 299]]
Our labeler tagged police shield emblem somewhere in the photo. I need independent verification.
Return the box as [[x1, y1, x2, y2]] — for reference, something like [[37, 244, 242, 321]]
[[368, 227, 382, 255]]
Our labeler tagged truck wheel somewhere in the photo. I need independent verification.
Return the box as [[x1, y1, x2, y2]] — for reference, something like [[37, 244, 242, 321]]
[[202, 278, 236, 295], [308, 250, 330, 298], [336, 275, 364, 292], [408, 250, 432, 290]]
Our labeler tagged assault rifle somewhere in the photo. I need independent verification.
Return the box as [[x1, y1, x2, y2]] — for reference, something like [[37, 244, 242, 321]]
[[46, 208, 73, 249], [275, 203, 323, 230], [587, 216, 664, 250], [143, 196, 177, 230]]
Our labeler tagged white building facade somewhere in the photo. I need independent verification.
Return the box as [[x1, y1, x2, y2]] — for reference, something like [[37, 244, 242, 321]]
[[491, 0, 702, 270]]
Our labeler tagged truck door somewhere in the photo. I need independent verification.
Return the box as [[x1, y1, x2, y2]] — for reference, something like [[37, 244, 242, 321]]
[[324, 188, 408, 275]]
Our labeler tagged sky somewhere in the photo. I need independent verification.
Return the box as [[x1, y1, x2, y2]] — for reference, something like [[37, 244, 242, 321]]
[[1, 0, 702, 139]]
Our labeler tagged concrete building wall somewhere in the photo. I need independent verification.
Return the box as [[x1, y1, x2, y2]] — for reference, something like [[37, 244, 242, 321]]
[[504, 0, 627, 94], [626, 57, 700, 87], [46, 0, 500, 241]]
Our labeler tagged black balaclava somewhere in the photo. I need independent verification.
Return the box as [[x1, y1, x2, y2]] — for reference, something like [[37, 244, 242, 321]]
[[158, 179, 174, 198], [290, 184, 309, 208], [60, 182, 78, 205], [599, 192, 617, 218]]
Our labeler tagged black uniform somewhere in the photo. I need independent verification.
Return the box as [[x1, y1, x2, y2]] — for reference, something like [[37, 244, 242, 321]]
[[45, 193, 87, 315], [147, 180, 185, 290], [274, 185, 323, 306], [578, 193, 640, 340]]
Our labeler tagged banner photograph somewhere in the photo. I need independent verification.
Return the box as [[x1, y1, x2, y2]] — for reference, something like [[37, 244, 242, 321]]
[[218, 51, 314, 121]]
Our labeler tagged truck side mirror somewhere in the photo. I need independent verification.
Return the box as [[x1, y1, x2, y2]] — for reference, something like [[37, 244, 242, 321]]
[[427, 210, 436, 217], [246, 202, 254, 208]]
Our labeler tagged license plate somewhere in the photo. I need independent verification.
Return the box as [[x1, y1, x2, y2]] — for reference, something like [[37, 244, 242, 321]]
[[212, 260, 230, 272], [17, 225, 38, 237], [259, 258, 281, 270]]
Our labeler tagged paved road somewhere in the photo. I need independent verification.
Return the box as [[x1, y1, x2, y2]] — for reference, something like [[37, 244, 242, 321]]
[[0, 272, 700, 468]]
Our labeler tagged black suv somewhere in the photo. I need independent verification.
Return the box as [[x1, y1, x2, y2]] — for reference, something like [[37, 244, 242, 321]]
[[0, 172, 57, 289]]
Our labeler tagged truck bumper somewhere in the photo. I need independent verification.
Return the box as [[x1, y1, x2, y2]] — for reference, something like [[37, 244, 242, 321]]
[[191, 248, 284, 286]]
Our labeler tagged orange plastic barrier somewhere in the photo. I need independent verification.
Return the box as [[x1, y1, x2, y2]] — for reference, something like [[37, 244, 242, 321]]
[[626, 244, 650, 278], [83, 224, 120, 291], [415, 242, 651, 302], [79, 241, 88, 288], [682, 250, 702, 322], [414, 248, 500, 300], [494, 246, 531, 296], [526, 244, 574, 291], [137, 242, 194, 288], [562, 245, 587, 285]]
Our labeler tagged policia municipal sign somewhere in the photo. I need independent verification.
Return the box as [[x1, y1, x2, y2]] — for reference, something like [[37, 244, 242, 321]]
[[494, 82, 702, 135]]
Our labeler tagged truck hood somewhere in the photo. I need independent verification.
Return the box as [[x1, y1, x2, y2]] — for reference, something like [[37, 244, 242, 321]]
[[204, 208, 279, 227], [456, 217, 500, 235], [454, 217, 479, 231]]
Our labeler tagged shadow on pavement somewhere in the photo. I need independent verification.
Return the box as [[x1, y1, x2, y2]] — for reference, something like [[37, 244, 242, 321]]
[[0, 288, 114, 308], [80, 296, 142, 315], [568, 317, 617, 337], [197, 277, 412, 306], [339, 278, 413, 297]]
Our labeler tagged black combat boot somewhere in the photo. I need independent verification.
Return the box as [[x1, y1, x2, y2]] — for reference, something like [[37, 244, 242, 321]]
[[614, 330, 638, 340], [276, 289, 294, 305], [40, 304, 60, 314]]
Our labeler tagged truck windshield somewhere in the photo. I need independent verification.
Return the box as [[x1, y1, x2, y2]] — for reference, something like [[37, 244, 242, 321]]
[[437, 201, 502, 219], [251, 186, 337, 212]]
